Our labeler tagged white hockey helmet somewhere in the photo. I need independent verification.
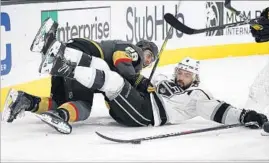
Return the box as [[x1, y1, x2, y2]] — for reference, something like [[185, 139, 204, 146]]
[[176, 57, 200, 74], [174, 57, 200, 88]]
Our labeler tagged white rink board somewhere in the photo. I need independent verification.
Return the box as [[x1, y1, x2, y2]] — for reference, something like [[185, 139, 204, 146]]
[[1, 1, 268, 87]]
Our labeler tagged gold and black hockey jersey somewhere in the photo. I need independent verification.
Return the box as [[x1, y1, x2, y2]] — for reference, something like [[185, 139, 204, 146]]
[[51, 38, 145, 106]]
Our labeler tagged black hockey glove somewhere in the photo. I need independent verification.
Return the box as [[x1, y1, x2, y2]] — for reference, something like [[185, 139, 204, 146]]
[[134, 74, 155, 93], [250, 7, 269, 43], [240, 109, 268, 129]]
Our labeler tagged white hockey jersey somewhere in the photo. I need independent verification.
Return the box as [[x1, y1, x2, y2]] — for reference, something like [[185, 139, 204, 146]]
[[150, 74, 243, 126]]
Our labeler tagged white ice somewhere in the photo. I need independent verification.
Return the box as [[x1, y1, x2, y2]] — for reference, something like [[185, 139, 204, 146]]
[[1, 55, 269, 162]]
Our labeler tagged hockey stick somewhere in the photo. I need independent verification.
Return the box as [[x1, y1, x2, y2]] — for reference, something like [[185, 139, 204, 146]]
[[164, 13, 258, 35], [164, 0, 258, 35], [224, 0, 250, 22], [147, 1, 182, 86], [96, 122, 258, 144]]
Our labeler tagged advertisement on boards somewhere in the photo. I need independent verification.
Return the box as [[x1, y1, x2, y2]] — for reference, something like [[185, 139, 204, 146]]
[[41, 6, 111, 42], [1, 12, 12, 76], [125, 3, 185, 44], [205, 1, 263, 36]]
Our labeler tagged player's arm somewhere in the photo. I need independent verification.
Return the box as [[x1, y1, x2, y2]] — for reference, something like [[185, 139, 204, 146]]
[[191, 89, 268, 128], [112, 51, 153, 92], [112, 50, 137, 82]]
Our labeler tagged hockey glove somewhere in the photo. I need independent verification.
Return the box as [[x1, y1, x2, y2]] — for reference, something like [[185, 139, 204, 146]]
[[240, 109, 268, 129], [250, 7, 269, 43], [134, 74, 156, 93]]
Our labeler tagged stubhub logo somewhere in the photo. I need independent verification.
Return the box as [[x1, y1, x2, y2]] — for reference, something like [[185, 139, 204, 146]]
[[1, 12, 12, 76]]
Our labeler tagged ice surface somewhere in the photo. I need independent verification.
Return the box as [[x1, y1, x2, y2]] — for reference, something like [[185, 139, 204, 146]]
[[1, 55, 269, 162]]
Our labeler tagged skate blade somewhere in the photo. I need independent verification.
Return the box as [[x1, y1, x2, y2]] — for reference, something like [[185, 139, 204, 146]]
[[35, 114, 72, 134], [30, 18, 55, 52], [2, 88, 18, 122]]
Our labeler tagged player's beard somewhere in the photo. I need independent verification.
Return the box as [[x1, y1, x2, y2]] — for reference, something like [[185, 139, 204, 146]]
[[177, 80, 192, 90], [177, 80, 184, 87]]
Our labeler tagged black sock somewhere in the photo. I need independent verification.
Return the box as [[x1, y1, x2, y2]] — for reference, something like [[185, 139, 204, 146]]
[[23, 93, 41, 112], [57, 108, 70, 122]]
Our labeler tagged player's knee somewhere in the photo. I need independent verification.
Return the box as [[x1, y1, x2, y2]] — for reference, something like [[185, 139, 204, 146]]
[[73, 66, 124, 99], [64, 47, 83, 65], [101, 70, 124, 100], [74, 66, 105, 90]]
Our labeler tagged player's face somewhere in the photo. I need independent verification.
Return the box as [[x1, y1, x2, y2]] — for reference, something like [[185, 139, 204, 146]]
[[176, 69, 194, 88], [143, 50, 154, 67]]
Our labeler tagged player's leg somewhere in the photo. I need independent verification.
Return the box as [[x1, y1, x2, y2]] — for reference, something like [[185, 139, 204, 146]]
[[64, 44, 110, 71], [36, 65, 134, 133], [30, 18, 109, 73], [2, 75, 73, 123], [48, 54, 155, 127], [66, 38, 104, 59], [2, 88, 58, 122], [72, 66, 155, 126], [37, 100, 92, 134], [38, 40, 109, 76], [107, 81, 154, 127]]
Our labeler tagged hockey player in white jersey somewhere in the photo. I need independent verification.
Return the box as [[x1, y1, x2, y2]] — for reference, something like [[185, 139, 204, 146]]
[[3, 46, 268, 134], [151, 57, 268, 127]]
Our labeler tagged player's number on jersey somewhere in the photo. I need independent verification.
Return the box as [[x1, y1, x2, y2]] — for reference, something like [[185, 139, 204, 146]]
[[125, 47, 138, 61]]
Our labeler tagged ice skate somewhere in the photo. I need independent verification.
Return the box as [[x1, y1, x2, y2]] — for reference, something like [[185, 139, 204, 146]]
[[36, 110, 72, 134], [30, 17, 58, 54], [2, 88, 38, 123]]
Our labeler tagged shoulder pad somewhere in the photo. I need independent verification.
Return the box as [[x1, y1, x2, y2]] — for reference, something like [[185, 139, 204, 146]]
[[116, 43, 143, 62], [156, 80, 184, 98]]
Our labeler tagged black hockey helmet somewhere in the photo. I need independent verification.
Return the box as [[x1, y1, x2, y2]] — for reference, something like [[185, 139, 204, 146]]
[[136, 40, 159, 62]]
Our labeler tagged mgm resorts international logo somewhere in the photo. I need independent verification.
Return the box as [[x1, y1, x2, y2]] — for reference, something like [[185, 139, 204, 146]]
[[205, 2, 224, 36], [205, 1, 260, 36]]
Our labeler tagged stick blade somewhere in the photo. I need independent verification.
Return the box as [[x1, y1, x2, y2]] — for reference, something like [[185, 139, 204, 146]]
[[164, 13, 195, 34], [95, 131, 141, 144]]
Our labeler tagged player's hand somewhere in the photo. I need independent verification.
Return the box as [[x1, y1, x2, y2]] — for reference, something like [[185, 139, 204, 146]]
[[240, 109, 268, 129], [147, 86, 156, 93], [250, 7, 269, 43], [135, 75, 155, 93]]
